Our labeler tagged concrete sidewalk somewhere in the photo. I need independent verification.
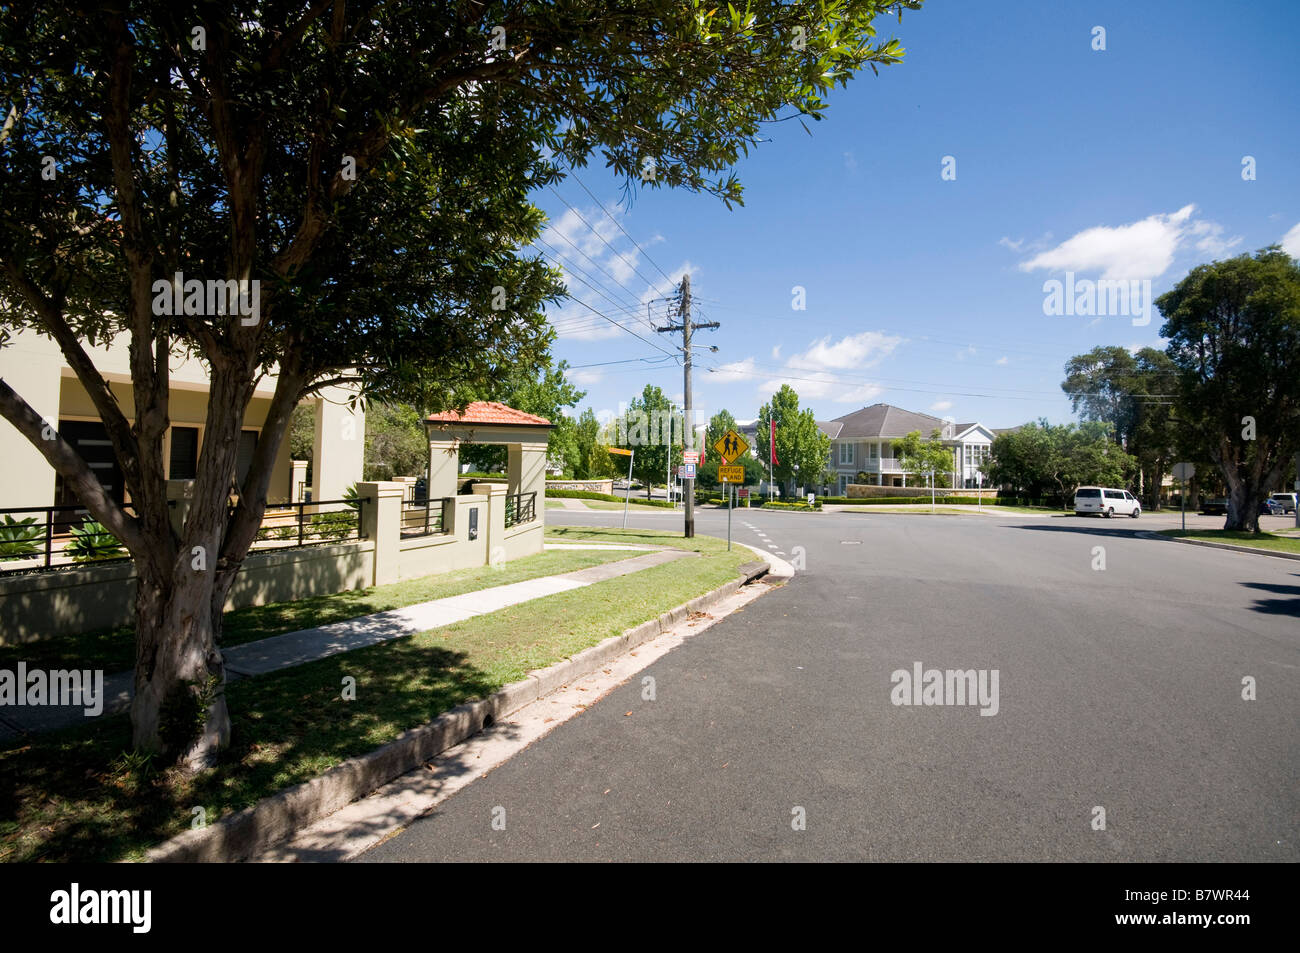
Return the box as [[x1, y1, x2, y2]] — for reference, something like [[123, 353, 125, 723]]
[[0, 548, 693, 742]]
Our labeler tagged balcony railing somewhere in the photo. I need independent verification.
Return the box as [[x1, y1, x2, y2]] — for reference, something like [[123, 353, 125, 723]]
[[250, 498, 367, 549], [504, 491, 536, 528]]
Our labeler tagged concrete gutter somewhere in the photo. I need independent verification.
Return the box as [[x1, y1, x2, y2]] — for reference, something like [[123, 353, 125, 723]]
[[145, 558, 774, 863], [1147, 532, 1300, 561]]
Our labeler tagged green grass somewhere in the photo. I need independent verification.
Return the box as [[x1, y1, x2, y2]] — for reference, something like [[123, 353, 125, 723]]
[[0, 548, 635, 674], [0, 529, 752, 862], [545, 525, 732, 555], [1159, 529, 1300, 553], [578, 498, 679, 511]]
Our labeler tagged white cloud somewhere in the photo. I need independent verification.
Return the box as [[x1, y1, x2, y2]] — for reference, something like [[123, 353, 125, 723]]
[[1281, 221, 1300, 258], [566, 368, 605, 386], [998, 237, 1024, 252], [786, 330, 902, 372], [835, 383, 883, 404], [930, 399, 953, 412], [1016, 204, 1241, 281], [771, 344, 781, 360], [843, 151, 858, 173], [995, 356, 1009, 365], [710, 357, 757, 382]]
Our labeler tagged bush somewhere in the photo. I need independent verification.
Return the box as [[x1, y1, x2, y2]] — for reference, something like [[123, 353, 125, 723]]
[[758, 500, 822, 511], [65, 521, 126, 562], [0, 515, 43, 560]]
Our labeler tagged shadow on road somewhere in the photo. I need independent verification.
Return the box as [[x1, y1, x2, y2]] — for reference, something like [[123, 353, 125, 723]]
[[1240, 578, 1300, 617]]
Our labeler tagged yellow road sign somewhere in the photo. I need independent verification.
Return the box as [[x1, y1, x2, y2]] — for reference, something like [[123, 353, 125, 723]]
[[713, 429, 749, 461], [607, 447, 633, 456], [719, 465, 745, 483]]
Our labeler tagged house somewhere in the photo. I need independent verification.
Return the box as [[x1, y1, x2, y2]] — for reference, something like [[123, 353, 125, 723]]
[[816, 403, 999, 494], [0, 327, 364, 511]]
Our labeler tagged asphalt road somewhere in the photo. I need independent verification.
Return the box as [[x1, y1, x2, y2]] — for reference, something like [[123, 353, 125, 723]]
[[359, 506, 1299, 862]]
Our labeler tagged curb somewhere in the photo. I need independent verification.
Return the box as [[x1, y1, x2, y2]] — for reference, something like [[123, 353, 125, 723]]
[[1146, 532, 1300, 561], [145, 561, 770, 863]]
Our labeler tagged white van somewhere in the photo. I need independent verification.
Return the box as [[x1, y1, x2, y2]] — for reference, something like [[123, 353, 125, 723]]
[[1074, 486, 1141, 518], [1269, 492, 1297, 514]]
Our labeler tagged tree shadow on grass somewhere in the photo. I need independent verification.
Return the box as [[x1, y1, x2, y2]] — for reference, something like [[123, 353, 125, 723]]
[[0, 638, 512, 862]]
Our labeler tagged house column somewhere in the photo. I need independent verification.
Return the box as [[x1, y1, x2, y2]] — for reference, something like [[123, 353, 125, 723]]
[[311, 387, 364, 502]]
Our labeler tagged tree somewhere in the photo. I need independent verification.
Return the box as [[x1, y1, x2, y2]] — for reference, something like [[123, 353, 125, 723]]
[[1156, 247, 1300, 531], [756, 385, 831, 495], [985, 420, 1134, 504], [363, 404, 428, 481], [704, 409, 739, 460], [895, 429, 953, 489], [0, 3, 921, 766], [614, 384, 679, 498], [1061, 345, 1178, 508], [572, 409, 617, 481]]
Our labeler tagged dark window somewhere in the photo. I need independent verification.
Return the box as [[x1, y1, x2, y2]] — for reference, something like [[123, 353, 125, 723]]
[[169, 427, 199, 480], [1076, 488, 1101, 498]]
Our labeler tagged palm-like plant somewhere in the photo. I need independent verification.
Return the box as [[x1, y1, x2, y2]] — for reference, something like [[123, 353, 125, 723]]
[[65, 521, 126, 562]]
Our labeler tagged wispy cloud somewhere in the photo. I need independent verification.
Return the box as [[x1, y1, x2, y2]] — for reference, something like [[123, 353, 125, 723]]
[[930, 399, 954, 412], [995, 356, 1009, 365], [1281, 221, 1300, 258]]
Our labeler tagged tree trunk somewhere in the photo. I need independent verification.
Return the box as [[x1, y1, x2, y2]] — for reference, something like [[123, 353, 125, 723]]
[[130, 559, 230, 769]]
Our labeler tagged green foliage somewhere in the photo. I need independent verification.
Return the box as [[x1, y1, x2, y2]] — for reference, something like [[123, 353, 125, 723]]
[[1157, 246, 1300, 531], [572, 409, 617, 480], [985, 420, 1135, 501], [307, 511, 357, 541], [545, 488, 677, 508], [363, 404, 428, 481], [756, 385, 832, 493], [614, 384, 680, 497], [894, 429, 954, 488], [0, 515, 42, 560], [65, 521, 126, 562], [697, 452, 764, 489], [457, 359, 586, 473]]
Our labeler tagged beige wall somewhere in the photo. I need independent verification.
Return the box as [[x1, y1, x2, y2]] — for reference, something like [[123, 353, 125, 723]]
[[0, 478, 546, 644], [0, 328, 358, 508]]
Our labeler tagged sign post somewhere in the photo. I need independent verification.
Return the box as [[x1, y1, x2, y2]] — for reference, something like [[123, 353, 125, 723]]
[[609, 447, 634, 529], [719, 462, 746, 551], [1173, 462, 1195, 533], [976, 470, 983, 513]]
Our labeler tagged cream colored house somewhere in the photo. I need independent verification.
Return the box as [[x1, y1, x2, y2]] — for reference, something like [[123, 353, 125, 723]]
[[0, 327, 364, 511]]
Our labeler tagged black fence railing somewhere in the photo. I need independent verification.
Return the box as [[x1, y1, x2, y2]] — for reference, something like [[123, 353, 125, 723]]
[[250, 498, 367, 549], [400, 497, 449, 538], [0, 503, 137, 574], [504, 491, 536, 528]]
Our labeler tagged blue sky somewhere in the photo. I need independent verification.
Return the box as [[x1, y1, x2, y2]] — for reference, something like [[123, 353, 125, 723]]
[[531, 0, 1300, 433]]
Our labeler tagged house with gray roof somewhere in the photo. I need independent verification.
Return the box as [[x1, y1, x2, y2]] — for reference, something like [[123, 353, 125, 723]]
[[815, 403, 998, 494]]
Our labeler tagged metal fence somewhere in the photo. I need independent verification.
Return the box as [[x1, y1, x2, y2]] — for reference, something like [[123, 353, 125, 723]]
[[400, 497, 449, 538], [0, 497, 368, 575], [504, 491, 536, 528]]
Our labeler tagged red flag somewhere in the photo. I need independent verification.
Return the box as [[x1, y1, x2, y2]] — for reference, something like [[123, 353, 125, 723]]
[[770, 419, 778, 466]]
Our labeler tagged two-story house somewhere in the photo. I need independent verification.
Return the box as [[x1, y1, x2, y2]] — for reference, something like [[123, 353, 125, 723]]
[[816, 404, 998, 494]]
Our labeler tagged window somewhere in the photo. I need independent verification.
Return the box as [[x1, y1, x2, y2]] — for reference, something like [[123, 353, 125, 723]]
[[870, 443, 878, 460], [838, 442, 854, 466], [168, 427, 199, 480]]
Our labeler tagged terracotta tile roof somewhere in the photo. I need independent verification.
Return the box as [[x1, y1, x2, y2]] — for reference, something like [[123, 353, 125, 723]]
[[425, 401, 552, 427]]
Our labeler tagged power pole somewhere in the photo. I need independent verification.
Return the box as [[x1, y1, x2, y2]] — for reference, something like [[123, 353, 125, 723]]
[[656, 273, 717, 538]]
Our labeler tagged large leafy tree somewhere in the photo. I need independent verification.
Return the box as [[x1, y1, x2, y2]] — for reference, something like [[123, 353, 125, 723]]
[[572, 408, 617, 480], [1061, 345, 1178, 508], [614, 383, 678, 498], [1156, 247, 1300, 531], [0, 2, 921, 766], [756, 384, 831, 495]]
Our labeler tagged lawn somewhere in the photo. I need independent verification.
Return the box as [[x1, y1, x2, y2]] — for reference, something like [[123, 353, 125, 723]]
[[0, 528, 754, 862], [0, 547, 636, 675], [1158, 529, 1300, 554]]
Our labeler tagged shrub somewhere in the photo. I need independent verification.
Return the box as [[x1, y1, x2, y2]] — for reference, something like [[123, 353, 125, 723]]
[[65, 521, 126, 562], [0, 515, 43, 560], [546, 488, 677, 508]]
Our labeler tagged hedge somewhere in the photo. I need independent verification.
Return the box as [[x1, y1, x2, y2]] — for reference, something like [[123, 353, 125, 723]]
[[546, 488, 678, 508]]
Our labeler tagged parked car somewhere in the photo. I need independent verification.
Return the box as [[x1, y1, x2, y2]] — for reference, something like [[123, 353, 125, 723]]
[[1074, 486, 1141, 518], [1259, 498, 1285, 516], [1201, 496, 1228, 515], [1269, 492, 1297, 514]]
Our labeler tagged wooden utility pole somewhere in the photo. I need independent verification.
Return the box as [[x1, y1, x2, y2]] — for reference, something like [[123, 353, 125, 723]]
[[656, 274, 717, 537]]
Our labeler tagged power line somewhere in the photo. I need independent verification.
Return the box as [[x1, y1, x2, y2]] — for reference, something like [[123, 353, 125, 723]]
[[567, 171, 675, 284], [546, 184, 663, 292]]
